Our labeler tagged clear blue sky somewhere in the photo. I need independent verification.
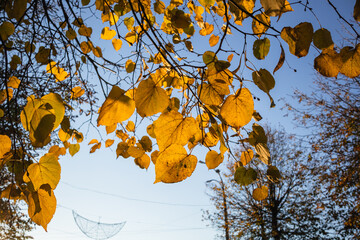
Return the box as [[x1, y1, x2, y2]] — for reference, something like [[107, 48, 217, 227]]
[[29, 1, 356, 239]]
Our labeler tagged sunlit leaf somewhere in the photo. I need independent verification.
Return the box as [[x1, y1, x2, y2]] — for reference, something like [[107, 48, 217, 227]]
[[252, 13, 270, 37], [71, 86, 85, 99], [69, 144, 80, 156], [112, 38, 122, 51], [209, 34, 219, 47], [124, 17, 135, 31], [253, 186, 268, 201], [220, 88, 254, 129], [155, 144, 197, 183], [0, 135, 11, 158], [126, 121, 135, 132], [135, 78, 170, 117], [153, 111, 199, 151], [199, 22, 214, 36], [240, 149, 253, 166], [97, 86, 135, 126], [139, 136, 152, 152], [205, 150, 224, 169], [154, 0, 165, 14], [90, 142, 101, 153], [27, 187, 56, 231], [23, 153, 61, 191], [314, 48, 342, 77], [101, 27, 116, 40], [339, 44, 360, 78], [134, 154, 150, 169], [7, 76, 21, 88], [46, 61, 69, 82]]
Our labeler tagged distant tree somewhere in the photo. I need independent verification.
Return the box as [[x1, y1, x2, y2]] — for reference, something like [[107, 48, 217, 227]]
[[204, 127, 333, 240], [288, 75, 360, 238]]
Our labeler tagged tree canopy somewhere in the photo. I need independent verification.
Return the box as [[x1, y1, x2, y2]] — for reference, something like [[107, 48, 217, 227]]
[[1, 0, 360, 232], [204, 127, 333, 239]]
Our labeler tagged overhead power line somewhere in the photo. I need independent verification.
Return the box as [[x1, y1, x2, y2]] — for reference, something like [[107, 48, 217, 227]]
[[61, 181, 210, 207]]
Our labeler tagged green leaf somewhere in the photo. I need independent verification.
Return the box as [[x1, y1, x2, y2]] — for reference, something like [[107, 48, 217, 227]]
[[203, 51, 217, 65], [253, 38, 270, 60], [234, 167, 257, 186]]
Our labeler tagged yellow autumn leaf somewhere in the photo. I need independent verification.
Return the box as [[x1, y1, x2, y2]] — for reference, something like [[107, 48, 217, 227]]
[[125, 59, 136, 73], [240, 149, 254, 166], [105, 139, 114, 147], [71, 86, 85, 99], [0, 89, 13, 104], [8, 76, 21, 88], [209, 34, 219, 47], [125, 31, 137, 46], [90, 142, 101, 153], [46, 61, 69, 82], [198, 83, 224, 106], [0, 135, 11, 158], [253, 185, 269, 201], [27, 187, 56, 231], [252, 13, 270, 38], [88, 139, 99, 145], [23, 153, 61, 191], [112, 38, 122, 51], [220, 88, 254, 129], [314, 48, 342, 78], [106, 124, 117, 134], [155, 144, 197, 183], [153, 111, 199, 151], [205, 150, 224, 169], [128, 145, 145, 158], [101, 27, 116, 40], [97, 86, 135, 126], [199, 22, 214, 36], [339, 44, 360, 78], [134, 78, 170, 117], [126, 121, 135, 132], [69, 143, 80, 156], [134, 153, 150, 169]]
